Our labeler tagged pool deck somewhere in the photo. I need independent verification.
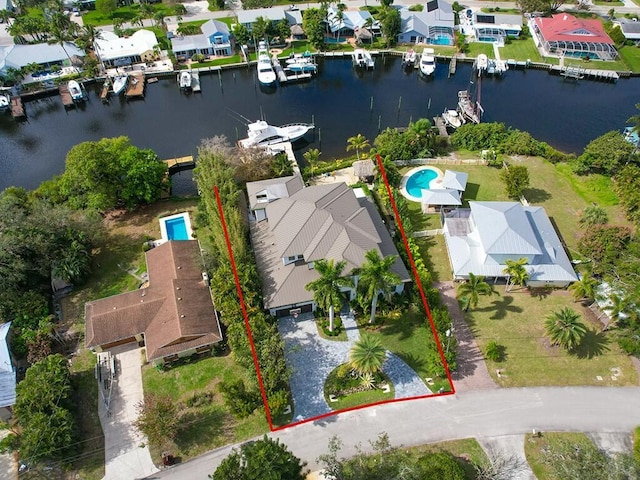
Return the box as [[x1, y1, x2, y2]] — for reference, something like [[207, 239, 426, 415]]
[[400, 165, 444, 203]]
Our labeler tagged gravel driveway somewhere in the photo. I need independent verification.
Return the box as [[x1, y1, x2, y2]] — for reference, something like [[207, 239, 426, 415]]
[[278, 312, 430, 421]]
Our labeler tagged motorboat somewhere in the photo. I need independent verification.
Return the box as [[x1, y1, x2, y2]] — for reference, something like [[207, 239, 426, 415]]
[[475, 54, 488, 74], [238, 120, 315, 148], [403, 49, 416, 68], [352, 49, 374, 69], [0, 91, 10, 111], [111, 75, 128, 95], [285, 52, 314, 65], [68, 80, 85, 102], [287, 61, 317, 73], [457, 90, 480, 124], [419, 48, 436, 76], [494, 59, 508, 75], [179, 71, 192, 90], [257, 54, 277, 86], [442, 109, 463, 129]]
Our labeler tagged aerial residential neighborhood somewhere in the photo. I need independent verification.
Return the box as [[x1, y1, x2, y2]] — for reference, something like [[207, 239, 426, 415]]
[[1, 0, 640, 477]]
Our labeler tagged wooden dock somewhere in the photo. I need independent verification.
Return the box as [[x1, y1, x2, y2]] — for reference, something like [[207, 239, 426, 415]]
[[449, 56, 457, 76], [59, 84, 74, 109], [100, 82, 111, 103], [10, 97, 25, 120], [163, 156, 195, 173], [433, 116, 449, 137], [125, 73, 145, 99], [273, 56, 288, 83], [191, 72, 201, 92]]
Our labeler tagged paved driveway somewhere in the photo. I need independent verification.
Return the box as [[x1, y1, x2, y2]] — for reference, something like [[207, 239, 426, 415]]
[[99, 345, 158, 480], [278, 313, 430, 421], [0, 430, 16, 480]]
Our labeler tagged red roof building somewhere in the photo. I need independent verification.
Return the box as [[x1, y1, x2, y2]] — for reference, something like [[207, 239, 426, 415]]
[[532, 14, 618, 60]]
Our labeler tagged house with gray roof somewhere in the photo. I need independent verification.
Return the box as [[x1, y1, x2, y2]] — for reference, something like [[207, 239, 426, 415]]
[[237, 7, 302, 33], [473, 12, 522, 43], [0, 322, 16, 421], [171, 19, 233, 59], [442, 170, 468, 193], [0, 42, 84, 78], [421, 189, 461, 212], [326, 6, 380, 38], [249, 182, 411, 317], [95, 30, 158, 67], [398, 1, 455, 45], [443, 201, 577, 287], [247, 174, 304, 222], [617, 18, 640, 42]]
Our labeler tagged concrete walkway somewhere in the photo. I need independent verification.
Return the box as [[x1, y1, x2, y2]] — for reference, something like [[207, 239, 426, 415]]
[[278, 312, 430, 420], [0, 430, 17, 480], [436, 281, 498, 392], [477, 435, 536, 480], [99, 345, 158, 480]]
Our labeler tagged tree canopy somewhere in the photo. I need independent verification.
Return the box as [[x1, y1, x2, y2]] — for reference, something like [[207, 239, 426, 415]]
[[573, 131, 636, 175], [500, 163, 530, 199], [57, 137, 169, 212]]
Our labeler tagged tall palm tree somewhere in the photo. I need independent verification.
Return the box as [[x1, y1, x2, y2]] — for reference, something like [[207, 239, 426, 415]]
[[139, 2, 155, 27], [628, 103, 640, 135], [544, 307, 588, 351], [579, 205, 608, 228], [303, 148, 321, 176], [346, 133, 370, 160], [353, 250, 401, 324], [605, 292, 634, 330], [568, 274, 598, 303], [503, 258, 529, 292], [47, 12, 76, 67], [457, 272, 495, 312], [305, 259, 353, 332], [349, 334, 386, 375]]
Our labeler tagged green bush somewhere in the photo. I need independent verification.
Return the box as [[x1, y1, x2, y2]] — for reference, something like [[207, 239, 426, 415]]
[[408, 4, 423, 11], [218, 379, 261, 418], [634, 426, 640, 464], [485, 340, 506, 362], [185, 391, 214, 408], [320, 316, 343, 336]]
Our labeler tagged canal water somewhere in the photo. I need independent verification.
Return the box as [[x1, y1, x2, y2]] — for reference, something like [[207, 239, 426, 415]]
[[0, 56, 637, 193]]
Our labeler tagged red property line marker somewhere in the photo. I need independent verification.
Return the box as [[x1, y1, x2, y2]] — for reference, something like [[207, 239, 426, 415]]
[[214, 185, 274, 431], [375, 154, 455, 394]]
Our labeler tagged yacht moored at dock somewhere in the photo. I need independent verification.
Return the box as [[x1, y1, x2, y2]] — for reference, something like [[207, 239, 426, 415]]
[[475, 54, 488, 75], [112, 75, 128, 96], [238, 120, 314, 148], [458, 90, 480, 124], [442, 109, 464, 129], [257, 54, 277, 86], [403, 49, 416, 69], [419, 48, 436, 76], [179, 70, 192, 90], [68, 80, 86, 102], [0, 90, 10, 111], [352, 49, 375, 69]]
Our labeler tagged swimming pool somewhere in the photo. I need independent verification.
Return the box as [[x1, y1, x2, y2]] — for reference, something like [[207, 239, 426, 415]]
[[430, 36, 453, 46], [400, 166, 444, 202], [159, 212, 194, 241]]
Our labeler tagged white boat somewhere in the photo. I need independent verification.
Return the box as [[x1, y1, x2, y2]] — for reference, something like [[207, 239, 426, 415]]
[[403, 49, 417, 68], [442, 109, 463, 129], [494, 59, 508, 75], [112, 75, 128, 95], [179, 71, 192, 90], [68, 80, 85, 102], [458, 90, 480, 124], [287, 61, 317, 73], [475, 54, 488, 74], [0, 91, 10, 111], [419, 48, 436, 76], [238, 120, 315, 148], [352, 49, 375, 69], [285, 52, 314, 65], [257, 54, 277, 86]]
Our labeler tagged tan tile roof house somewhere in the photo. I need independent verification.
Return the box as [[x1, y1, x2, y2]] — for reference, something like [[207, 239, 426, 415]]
[[85, 240, 222, 363], [249, 181, 411, 317]]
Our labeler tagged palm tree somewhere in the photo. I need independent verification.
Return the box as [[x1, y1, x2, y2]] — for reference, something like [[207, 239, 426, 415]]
[[0, 9, 13, 27], [628, 103, 640, 135], [305, 259, 353, 332], [568, 274, 598, 303], [139, 2, 155, 27], [503, 258, 529, 292], [346, 133, 370, 160], [303, 148, 321, 176], [349, 334, 386, 376], [579, 205, 608, 228], [605, 292, 634, 330], [334, 4, 345, 43], [47, 12, 77, 67], [271, 154, 293, 177], [375, 155, 402, 187], [354, 250, 401, 324], [457, 272, 495, 312], [544, 307, 588, 351]]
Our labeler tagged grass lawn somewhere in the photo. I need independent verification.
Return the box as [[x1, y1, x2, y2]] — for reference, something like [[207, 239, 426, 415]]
[[465, 289, 638, 387], [316, 318, 348, 342], [363, 306, 452, 392], [83, 4, 175, 26], [411, 438, 489, 479], [183, 54, 244, 69], [142, 354, 269, 463], [499, 38, 545, 63], [414, 235, 451, 282], [324, 366, 394, 410], [465, 42, 496, 58], [618, 45, 640, 72], [524, 432, 598, 479]]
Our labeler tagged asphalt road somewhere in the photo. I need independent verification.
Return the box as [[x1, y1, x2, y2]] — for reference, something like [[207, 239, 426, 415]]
[[147, 386, 640, 479]]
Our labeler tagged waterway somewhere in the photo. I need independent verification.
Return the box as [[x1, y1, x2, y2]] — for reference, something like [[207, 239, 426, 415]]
[[0, 56, 638, 193]]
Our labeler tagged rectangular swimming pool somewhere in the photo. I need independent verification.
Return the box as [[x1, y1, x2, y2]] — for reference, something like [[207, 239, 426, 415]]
[[165, 217, 189, 241]]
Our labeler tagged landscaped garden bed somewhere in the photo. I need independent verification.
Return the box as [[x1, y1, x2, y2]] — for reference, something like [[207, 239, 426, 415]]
[[324, 363, 394, 410]]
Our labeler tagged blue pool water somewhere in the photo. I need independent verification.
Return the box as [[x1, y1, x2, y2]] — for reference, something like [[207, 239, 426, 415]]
[[165, 217, 189, 240], [431, 36, 453, 46], [324, 36, 347, 44], [406, 169, 438, 198]]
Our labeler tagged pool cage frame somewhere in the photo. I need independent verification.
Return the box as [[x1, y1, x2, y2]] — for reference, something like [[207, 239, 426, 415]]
[[545, 39, 618, 60]]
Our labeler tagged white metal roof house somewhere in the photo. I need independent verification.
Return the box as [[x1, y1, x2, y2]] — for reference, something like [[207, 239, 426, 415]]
[[0, 322, 16, 421], [95, 30, 158, 67], [237, 7, 302, 33], [249, 181, 411, 317], [247, 174, 304, 222], [171, 19, 233, 59], [473, 12, 523, 44], [421, 189, 461, 211], [443, 201, 577, 287], [617, 18, 640, 42], [326, 6, 380, 38], [1, 42, 84, 77], [442, 170, 468, 192], [398, 0, 455, 45]]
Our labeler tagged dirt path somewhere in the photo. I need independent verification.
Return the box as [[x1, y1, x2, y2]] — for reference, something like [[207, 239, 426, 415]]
[[435, 281, 498, 392]]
